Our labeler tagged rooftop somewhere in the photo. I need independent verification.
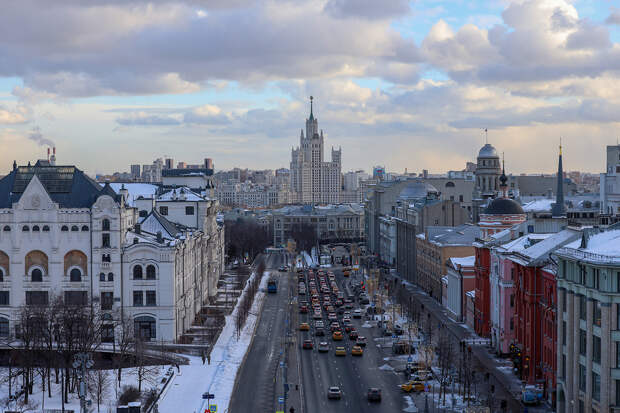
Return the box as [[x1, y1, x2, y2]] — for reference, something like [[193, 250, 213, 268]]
[[420, 224, 480, 246]]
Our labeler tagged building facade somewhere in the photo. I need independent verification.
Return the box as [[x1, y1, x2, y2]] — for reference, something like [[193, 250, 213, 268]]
[[445, 256, 475, 322]]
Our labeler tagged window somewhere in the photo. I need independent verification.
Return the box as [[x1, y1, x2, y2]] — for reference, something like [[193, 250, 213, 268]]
[[562, 355, 566, 379], [102, 219, 110, 231], [593, 335, 601, 364], [26, 291, 48, 306], [133, 266, 143, 279], [510, 294, 514, 308], [101, 292, 113, 310], [64, 291, 87, 306], [0, 317, 8, 337], [133, 291, 143, 306], [146, 265, 156, 280], [593, 300, 601, 327], [579, 364, 586, 391], [81, 225, 89, 231], [579, 329, 586, 355], [579, 295, 586, 320], [42, 225, 49, 232], [2, 226, 9, 231], [617, 343, 620, 368], [100, 273, 106, 282], [0, 291, 9, 306], [61, 225, 69, 232], [562, 321, 566, 345], [510, 318, 514, 330], [617, 271, 620, 293], [102, 324, 114, 343], [108, 272, 114, 282], [185, 206, 194, 215], [592, 371, 600, 401], [139, 210, 148, 218], [459, 195, 463, 202], [69, 268, 82, 282], [32, 225, 40, 232], [134, 316, 156, 340], [102, 254, 111, 263], [22, 226, 29, 232], [102, 233, 110, 248], [71, 225, 79, 232], [562, 290, 566, 312], [0, 268, 3, 282], [31, 268, 43, 282], [159, 206, 168, 216], [146, 290, 156, 306]]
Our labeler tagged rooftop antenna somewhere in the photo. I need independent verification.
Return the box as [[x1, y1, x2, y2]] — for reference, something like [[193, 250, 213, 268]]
[[484, 128, 488, 145]]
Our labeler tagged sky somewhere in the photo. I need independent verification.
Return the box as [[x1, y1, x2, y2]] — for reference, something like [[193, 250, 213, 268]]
[[0, 0, 619, 176]]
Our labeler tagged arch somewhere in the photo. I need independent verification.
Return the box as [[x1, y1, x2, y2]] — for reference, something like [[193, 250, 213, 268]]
[[102, 218, 110, 231], [25, 250, 48, 275], [81, 225, 89, 232], [0, 251, 8, 276], [42, 225, 50, 232], [133, 265, 143, 279], [2, 226, 9, 232], [32, 225, 40, 232], [61, 225, 69, 232], [70, 225, 79, 232], [69, 268, 82, 282], [64, 250, 87, 276], [146, 265, 156, 280], [22, 226, 29, 232], [445, 181, 455, 188], [31, 268, 43, 282], [134, 315, 156, 340]]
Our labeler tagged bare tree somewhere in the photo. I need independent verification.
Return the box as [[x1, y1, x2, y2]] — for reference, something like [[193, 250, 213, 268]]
[[113, 311, 135, 389], [88, 368, 112, 413], [436, 330, 455, 405], [132, 340, 158, 392]]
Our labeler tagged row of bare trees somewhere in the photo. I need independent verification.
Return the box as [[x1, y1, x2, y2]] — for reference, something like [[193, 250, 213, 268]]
[[225, 218, 272, 260], [235, 261, 266, 339], [0, 295, 158, 412]]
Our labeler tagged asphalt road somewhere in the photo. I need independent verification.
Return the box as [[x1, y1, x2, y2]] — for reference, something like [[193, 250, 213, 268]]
[[298, 268, 404, 413], [229, 252, 290, 413]]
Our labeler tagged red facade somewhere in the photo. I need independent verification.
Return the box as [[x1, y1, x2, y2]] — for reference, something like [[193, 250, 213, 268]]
[[513, 262, 557, 399], [474, 246, 491, 337]]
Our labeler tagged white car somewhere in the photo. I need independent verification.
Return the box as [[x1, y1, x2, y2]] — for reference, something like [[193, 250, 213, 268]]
[[353, 309, 362, 318]]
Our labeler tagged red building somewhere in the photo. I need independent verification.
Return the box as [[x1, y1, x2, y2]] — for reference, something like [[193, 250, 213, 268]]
[[474, 244, 491, 337]]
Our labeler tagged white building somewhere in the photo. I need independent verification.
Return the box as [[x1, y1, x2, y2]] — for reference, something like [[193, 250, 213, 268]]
[[0, 161, 224, 343], [290, 97, 342, 204], [600, 145, 620, 216]]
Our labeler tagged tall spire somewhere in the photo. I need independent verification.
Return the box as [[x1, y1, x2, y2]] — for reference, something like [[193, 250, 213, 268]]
[[309, 95, 314, 120], [552, 140, 566, 218], [499, 152, 508, 197]]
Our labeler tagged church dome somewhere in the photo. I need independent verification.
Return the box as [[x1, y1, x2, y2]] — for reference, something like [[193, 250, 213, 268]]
[[398, 181, 438, 201], [484, 197, 524, 215], [478, 144, 498, 158]]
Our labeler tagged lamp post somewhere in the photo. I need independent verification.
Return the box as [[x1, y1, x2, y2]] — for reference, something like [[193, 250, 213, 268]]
[[72, 352, 94, 413]]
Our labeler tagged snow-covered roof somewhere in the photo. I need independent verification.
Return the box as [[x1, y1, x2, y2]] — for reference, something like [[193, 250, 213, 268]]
[[105, 183, 159, 207], [523, 199, 554, 212], [561, 229, 620, 258], [140, 210, 183, 239], [157, 186, 204, 202], [510, 228, 582, 266], [466, 290, 476, 298], [449, 256, 475, 268], [499, 233, 553, 253]]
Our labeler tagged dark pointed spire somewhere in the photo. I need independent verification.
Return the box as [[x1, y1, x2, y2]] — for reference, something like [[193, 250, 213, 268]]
[[552, 140, 566, 218], [12, 160, 17, 171], [499, 152, 508, 197], [309, 96, 314, 120]]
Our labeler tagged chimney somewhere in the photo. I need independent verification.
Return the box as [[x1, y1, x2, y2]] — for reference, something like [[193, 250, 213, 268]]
[[135, 223, 141, 234], [50, 147, 56, 166], [47, 147, 50, 161], [156, 231, 163, 243]]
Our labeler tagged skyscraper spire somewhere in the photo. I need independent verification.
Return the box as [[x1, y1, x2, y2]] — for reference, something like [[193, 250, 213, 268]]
[[499, 152, 508, 197], [552, 140, 566, 218], [309, 95, 314, 120]]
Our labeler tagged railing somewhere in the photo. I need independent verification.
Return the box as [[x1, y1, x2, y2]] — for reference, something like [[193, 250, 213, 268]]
[[556, 248, 620, 265]]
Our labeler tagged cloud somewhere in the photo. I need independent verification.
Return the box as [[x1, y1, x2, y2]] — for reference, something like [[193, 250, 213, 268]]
[[323, 0, 411, 20], [27, 126, 55, 147], [0, 105, 29, 124], [606, 7, 620, 25], [183, 105, 231, 124], [116, 111, 182, 126]]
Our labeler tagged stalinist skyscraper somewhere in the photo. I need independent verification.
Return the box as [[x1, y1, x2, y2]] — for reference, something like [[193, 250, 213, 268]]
[[290, 97, 342, 204]]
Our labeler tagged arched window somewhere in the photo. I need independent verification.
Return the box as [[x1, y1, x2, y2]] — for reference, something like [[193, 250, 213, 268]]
[[102, 219, 110, 231], [445, 182, 455, 188], [22, 226, 30, 232], [61, 225, 69, 232], [134, 316, 156, 340], [0, 317, 9, 338], [133, 265, 143, 280], [81, 225, 89, 231], [31, 268, 43, 282], [100, 273, 106, 282], [42, 225, 50, 232], [146, 265, 156, 280], [70, 268, 82, 282], [2, 226, 10, 232], [71, 226, 79, 232], [32, 225, 40, 232], [108, 273, 114, 282]]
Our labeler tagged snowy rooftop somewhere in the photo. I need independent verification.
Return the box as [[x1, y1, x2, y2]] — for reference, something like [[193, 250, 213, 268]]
[[498, 233, 553, 253], [523, 199, 554, 212], [105, 183, 159, 206], [560, 229, 620, 258], [449, 256, 475, 268], [510, 228, 582, 266], [157, 186, 204, 202]]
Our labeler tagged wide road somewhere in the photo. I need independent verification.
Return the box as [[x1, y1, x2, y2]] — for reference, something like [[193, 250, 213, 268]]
[[229, 251, 290, 413], [298, 267, 405, 413]]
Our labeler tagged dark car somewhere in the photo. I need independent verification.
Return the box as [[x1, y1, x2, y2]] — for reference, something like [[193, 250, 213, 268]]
[[302, 339, 314, 349], [367, 388, 382, 402], [349, 329, 359, 339], [299, 305, 308, 313], [315, 328, 325, 337]]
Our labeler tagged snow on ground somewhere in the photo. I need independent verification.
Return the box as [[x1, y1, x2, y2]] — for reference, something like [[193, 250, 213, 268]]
[[302, 251, 315, 267], [403, 395, 419, 412], [158, 271, 269, 413], [378, 364, 394, 371]]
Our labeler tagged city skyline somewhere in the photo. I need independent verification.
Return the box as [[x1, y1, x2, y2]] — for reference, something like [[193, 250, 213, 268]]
[[0, 1, 619, 175]]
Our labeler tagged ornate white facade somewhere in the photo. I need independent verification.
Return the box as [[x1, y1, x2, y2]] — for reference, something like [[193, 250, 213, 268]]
[[290, 97, 342, 204]]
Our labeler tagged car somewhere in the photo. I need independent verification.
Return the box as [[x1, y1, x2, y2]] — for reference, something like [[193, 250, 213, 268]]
[[313, 312, 323, 320], [279, 265, 287, 272], [302, 339, 314, 349], [327, 386, 342, 399], [401, 380, 425, 393], [367, 388, 382, 402], [356, 336, 367, 347], [353, 309, 362, 318], [359, 296, 370, 305], [315, 327, 325, 336], [344, 324, 353, 333], [351, 345, 363, 356], [335, 346, 346, 356], [412, 370, 432, 381], [332, 331, 343, 341], [348, 329, 359, 339], [318, 342, 329, 352], [299, 305, 308, 313], [328, 313, 338, 321], [299, 323, 310, 331], [315, 320, 324, 328], [394, 324, 404, 335], [330, 322, 340, 332]]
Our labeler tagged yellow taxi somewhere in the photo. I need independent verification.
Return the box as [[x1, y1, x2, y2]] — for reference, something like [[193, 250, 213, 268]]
[[299, 322, 310, 331], [332, 331, 343, 341], [335, 346, 346, 356], [351, 345, 363, 356], [400, 380, 425, 393]]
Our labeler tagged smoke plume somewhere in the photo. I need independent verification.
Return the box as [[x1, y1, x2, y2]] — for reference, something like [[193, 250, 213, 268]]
[[28, 126, 55, 147]]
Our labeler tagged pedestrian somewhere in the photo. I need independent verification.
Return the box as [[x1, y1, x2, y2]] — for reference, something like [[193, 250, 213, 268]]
[[201, 351, 206, 365], [175, 363, 180, 373], [207, 354, 211, 365]]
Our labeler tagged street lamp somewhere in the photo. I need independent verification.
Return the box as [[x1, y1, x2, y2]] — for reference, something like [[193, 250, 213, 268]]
[[73, 352, 94, 413]]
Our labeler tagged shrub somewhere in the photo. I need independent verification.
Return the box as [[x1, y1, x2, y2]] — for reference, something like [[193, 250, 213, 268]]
[[118, 385, 140, 406]]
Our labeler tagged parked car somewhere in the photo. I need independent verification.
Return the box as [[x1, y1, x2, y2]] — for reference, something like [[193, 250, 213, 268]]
[[401, 380, 425, 393]]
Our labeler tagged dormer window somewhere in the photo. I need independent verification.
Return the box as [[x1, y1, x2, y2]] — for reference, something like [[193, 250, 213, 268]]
[[81, 225, 89, 231], [61, 226, 69, 232], [42, 225, 50, 232], [2, 226, 9, 232], [32, 225, 40, 232], [71, 226, 79, 232], [22, 226, 30, 232]]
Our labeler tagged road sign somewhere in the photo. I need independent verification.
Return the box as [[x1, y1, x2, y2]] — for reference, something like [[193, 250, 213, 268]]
[[209, 405, 217, 412], [407, 355, 413, 362], [278, 397, 285, 404], [392, 334, 397, 339]]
